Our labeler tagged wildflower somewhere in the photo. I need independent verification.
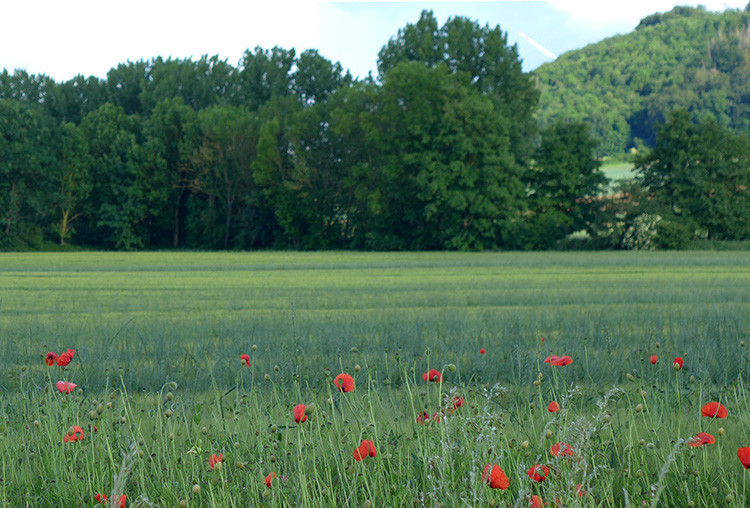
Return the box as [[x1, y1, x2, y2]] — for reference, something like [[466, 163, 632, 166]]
[[294, 404, 307, 424], [527, 464, 550, 482], [481, 464, 510, 490], [541, 337, 546, 342], [479, 348, 486, 355], [94, 493, 108, 505], [56, 349, 75, 367], [673, 357, 683, 370], [689, 432, 715, 447], [701, 402, 727, 419], [544, 355, 572, 366], [416, 411, 430, 424], [334, 373, 355, 392], [240, 354, 251, 368], [45, 352, 58, 366], [650, 355, 658, 364], [56, 381, 77, 394], [353, 439, 377, 461], [738, 447, 750, 469], [576, 484, 586, 497], [422, 369, 442, 382], [265, 471, 276, 488], [208, 452, 223, 470], [547, 401, 560, 413], [550, 442, 574, 457], [118, 495, 126, 508], [530, 494, 545, 507], [63, 425, 84, 443]]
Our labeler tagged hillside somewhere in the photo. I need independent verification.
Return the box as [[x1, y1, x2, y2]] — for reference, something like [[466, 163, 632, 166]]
[[533, 5, 750, 158]]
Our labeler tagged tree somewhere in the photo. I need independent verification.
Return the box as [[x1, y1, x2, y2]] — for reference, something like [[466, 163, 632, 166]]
[[527, 121, 607, 245], [635, 109, 750, 240], [53, 122, 92, 245], [237, 47, 295, 111]]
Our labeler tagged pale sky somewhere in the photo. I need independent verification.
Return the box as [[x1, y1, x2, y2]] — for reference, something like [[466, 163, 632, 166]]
[[2, 1, 747, 82]]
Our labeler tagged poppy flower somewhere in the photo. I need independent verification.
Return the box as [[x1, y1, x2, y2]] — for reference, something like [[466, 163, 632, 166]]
[[63, 425, 84, 443], [530, 494, 545, 507], [45, 352, 58, 366], [527, 464, 550, 482], [576, 484, 586, 497], [56, 349, 75, 367], [550, 442, 574, 457], [240, 354, 251, 368], [479, 348, 486, 355], [689, 432, 716, 447], [541, 337, 546, 342], [544, 355, 572, 366], [95, 493, 108, 505], [547, 401, 560, 413], [701, 401, 728, 419], [294, 404, 307, 424], [208, 452, 223, 470], [416, 411, 430, 424], [334, 373, 355, 392], [481, 464, 510, 490], [56, 380, 77, 394], [118, 495, 126, 508], [650, 355, 658, 364], [353, 439, 377, 461], [738, 447, 750, 469], [265, 471, 276, 488], [422, 369, 442, 382], [673, 357, 683, 370]]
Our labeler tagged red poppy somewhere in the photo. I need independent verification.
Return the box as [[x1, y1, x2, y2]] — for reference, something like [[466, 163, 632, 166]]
[[481, 464, 510, 490], [265, 471, 276, 488], [701, 401, 728, 419], [56, 349, 75, 367], [527, 464, 550, 482], [416, 411, 430, 424], [294, 404, 307, 424], [738, 447, 750, 469], [334, 373, 355, 392], [547, 401, 560, 413], [530, 494, 545, 507], [541, 337, 546, 342], [208, 452, 223, 470], [479, 348, 486, 355], [550, 442, 574, 457], [45, 352, 58, 366], [56, 380, 77, 394], [576, 484, 586, 497], [353, 439, 377, 461], [63, 425, 84, 443], [422, 369, 442, 382], [673, 357, 683, 370], [544, 355, 572, 366], [689, 432, 716, 447], [94, 493, 108, 505], [650, 355, 658, 364], [118, 495, 126, 508], [240, 354, 251, 367]]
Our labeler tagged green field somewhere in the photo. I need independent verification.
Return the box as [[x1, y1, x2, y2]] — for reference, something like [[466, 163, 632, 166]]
[[1, 251, 749, 507]]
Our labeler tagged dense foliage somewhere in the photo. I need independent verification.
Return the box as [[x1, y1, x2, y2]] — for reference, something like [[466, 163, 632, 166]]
[[0, 9, 748, 250], [535, 4, 750, 158]]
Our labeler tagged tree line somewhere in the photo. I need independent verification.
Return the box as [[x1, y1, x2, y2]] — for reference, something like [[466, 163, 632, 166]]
[[1, 11, 748, 251]]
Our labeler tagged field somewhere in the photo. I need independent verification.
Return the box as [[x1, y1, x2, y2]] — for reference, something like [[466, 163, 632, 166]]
[[0, 251, 749, 507]]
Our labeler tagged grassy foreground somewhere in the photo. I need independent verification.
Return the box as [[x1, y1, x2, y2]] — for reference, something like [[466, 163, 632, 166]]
[[0, 251, 748, 507]]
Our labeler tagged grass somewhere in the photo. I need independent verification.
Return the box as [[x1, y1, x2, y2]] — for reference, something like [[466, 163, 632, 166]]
[[0, 251, 748, 507]]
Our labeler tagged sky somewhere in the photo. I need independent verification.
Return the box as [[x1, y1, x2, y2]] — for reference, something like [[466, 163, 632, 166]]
[[1, 0, 748, 82]]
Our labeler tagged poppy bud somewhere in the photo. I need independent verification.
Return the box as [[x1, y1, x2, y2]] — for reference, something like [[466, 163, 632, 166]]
[[165, 409, 173, 418], [635, 404, 644, 413], [354, 364, 361, 373], [351, 347, 359, 353], [33, 420, 40, 428], [545, 430, 552, 439], [264, 374, 271, 381], [180, 501, 187, 508], [192, 484, 201, 495], [169, 382, 178, 389], [521, 440, 529, 449], [270, 424, 278, 433], [639, 439, 646, 446], [626, 374, 635, 382], [718, 427, 725, 436], [252, 344, 258, 351], [533, 380, 541, 387], [274, 365, 280, 372], [304, 404, 316, 415], [741, 341, 745, 348], [529, 402, 535, 410], [447, 364, 456, 372]]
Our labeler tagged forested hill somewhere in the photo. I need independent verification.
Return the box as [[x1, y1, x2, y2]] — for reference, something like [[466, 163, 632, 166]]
[[534, 5, 750, 158]]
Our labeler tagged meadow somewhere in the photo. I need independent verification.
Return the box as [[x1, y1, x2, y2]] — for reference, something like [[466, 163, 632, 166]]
[[0, 251, 748, 507]]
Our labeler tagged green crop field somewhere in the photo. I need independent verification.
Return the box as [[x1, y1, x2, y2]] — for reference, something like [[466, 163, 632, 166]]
[[0, 251, 748, 507]]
